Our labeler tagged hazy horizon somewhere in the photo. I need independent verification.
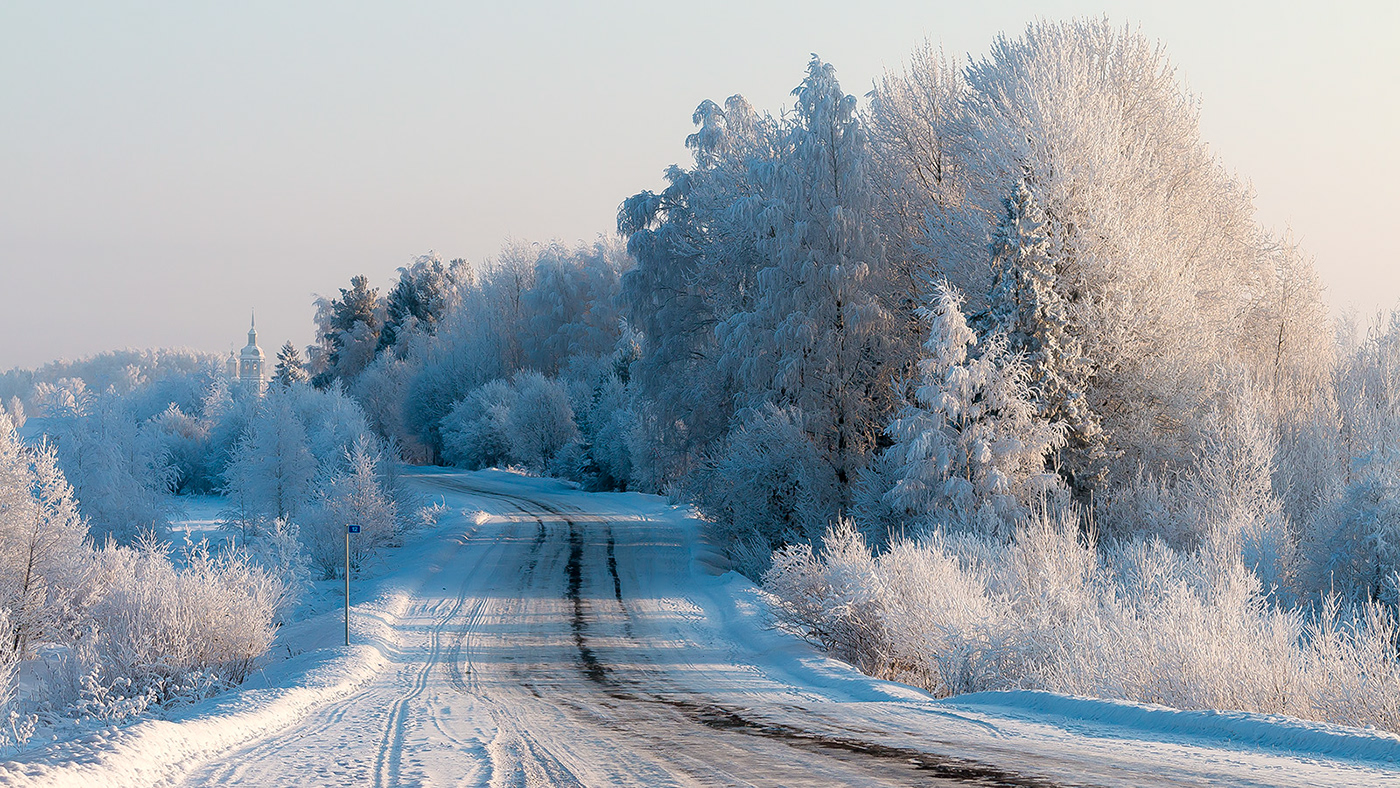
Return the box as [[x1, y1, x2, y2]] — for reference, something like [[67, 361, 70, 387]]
[[3, 1, 1396, 371]]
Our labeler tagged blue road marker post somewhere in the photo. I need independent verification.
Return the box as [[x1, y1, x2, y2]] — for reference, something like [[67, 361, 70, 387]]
[[345, 524, 360, 645]]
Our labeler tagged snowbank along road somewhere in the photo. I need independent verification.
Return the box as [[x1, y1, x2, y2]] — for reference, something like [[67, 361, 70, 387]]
[[5, 469, 1399, 787]]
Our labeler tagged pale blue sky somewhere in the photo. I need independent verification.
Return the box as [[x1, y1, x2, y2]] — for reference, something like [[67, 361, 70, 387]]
[[2, 1, 1395, 370]]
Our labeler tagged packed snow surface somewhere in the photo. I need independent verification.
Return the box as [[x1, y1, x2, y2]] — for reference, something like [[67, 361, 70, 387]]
[[3, 469, 1397, 787]]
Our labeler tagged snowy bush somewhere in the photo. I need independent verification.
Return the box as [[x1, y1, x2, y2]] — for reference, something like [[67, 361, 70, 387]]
[[688, 405, 839, 575], [79, 535, 286, 707], [765, 511, 1400, 733], [440, 372, 579, 476]]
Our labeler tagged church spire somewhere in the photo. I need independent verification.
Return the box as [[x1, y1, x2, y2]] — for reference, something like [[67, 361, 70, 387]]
[[239, 308, 266, 394]]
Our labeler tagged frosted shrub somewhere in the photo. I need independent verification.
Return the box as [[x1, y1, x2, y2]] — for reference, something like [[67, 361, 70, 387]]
[[441, 373, 579, 475], [302, 436, 401, 578], [690, 405, 839, 575], [766, 511, 1400, 732], [765, 522, 884, 673], [80, 535, 284, 707], [245, 517, 311, 623], [0, 609, 20, 734]]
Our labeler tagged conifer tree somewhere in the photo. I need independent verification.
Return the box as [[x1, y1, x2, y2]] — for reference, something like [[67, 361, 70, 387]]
[[378, 254, 472, 354], [310, 275, 383, 387], [985, 179, 1102, 488], [885, 282, 1066, 534], [273, 341, 308, 389]]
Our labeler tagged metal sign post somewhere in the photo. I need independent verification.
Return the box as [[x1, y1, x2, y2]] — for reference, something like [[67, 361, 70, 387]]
[[345, 524, 360, 645]]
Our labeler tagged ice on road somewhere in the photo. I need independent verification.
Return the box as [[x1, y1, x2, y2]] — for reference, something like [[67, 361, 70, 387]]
[[6, 469, 1398, 787]]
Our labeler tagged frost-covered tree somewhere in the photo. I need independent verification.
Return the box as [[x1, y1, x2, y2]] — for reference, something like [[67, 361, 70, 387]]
[[294, 384, 374, 478], [223, 391, 316, 528], [984, 179, 1101, 487], [440, 379, 518, 469], [618, 93, 778, 488], [1299, 313, 1400, 601], [3, 398, 24, 431], [273, 342, 307, 389], [860, 20, 1318, 490], [520, 241, 630, 376], [504, 372, 578, 474], [571, 334, 640, 491], [350, 352, 430, 463], [1240, 235, 1334, 412], [0, 416, 88, 655], [304, 436, 399, 577], [400, 240, 632, 461], [310, 274, 383, 387], [866, 41, 974, 345], [378, 254, 473, 355], [1183, 383, 1295, 591], [49, 394, 173, 542], [718, 57, 898, 494], [883, 282, 1066, 534]]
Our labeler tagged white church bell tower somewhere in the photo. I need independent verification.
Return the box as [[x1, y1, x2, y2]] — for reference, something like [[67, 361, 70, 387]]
[[238, 310, 266, 394]]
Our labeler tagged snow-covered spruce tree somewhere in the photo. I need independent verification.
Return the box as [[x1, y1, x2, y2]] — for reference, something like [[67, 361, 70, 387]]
[[984, 179, 1101, 490], [883, 282, 1066, 535], [273, 342, 308, 389], [717, 57, 898, 496]]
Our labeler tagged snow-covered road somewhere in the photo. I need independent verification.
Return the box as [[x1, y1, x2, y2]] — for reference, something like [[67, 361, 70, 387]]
[[5, 469, 1398, 787]]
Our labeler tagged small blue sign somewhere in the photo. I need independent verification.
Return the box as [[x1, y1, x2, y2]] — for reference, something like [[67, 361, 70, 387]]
[[347, 524, 361, 533]]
